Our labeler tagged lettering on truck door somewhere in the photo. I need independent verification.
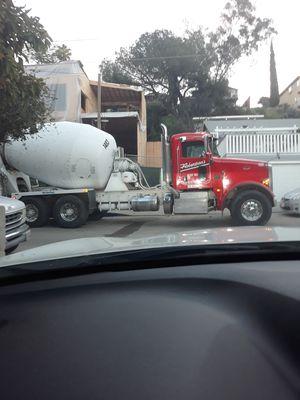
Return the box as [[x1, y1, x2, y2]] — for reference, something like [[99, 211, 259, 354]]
[[179, 140, 212, 190]]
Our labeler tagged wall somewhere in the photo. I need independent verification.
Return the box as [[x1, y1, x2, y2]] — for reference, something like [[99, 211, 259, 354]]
[[280, 78, 300, 108], [145, 141, 162, 168], [79, 75, 97, 114], [26, 62, 97, 123], [46, 74, 80, 122], [270, 161, 300, 201], [137, 93, 147, 166]]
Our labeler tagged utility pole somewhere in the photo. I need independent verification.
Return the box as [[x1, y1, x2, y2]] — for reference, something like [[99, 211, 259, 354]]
[[97, 69, 102, 129]]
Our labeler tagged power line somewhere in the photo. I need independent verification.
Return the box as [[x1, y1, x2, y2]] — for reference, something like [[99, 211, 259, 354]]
[[130, 54, 205, 61], [53, 38, 102, 43], [71, 55, 206, 63]]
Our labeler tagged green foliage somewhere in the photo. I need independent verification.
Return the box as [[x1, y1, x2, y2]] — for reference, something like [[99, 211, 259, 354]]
[[147, 101, 188, 140], [270, 41, 279, 107], [248, 104, 300, 119], [32, 44, 72, 64], [146, 99, 167, 140], [101, 60, 136, 85], [0, 0, 52, 143], [258, 96, 270, 108], [100, 0, 275, 134], [209, 0, 276, 80], [51, 44, 71, 62]]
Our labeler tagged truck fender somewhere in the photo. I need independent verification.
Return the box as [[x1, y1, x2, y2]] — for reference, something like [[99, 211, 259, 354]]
[[222, 182, 275, 210]]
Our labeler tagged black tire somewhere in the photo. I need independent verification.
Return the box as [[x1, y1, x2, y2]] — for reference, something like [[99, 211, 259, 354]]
[[18, 183, 28, 192], [23, 197, 50, 227], [53, 195, 88, 228], [230, 190, 272, 226], [88, 210, 108, 221]]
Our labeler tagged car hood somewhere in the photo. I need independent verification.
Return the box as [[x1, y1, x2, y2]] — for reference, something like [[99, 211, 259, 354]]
[[213, 156, 268, 168], [282, 188, 300, 200], [0, 195, 25, 214], [1, 226, 300, 267]]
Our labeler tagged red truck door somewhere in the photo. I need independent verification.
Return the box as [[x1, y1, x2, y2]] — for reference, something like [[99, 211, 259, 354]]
[[177, 138, 212, 191]]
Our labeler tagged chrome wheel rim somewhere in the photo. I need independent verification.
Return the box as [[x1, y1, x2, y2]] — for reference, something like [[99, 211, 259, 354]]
[[60, 202, 79, 222], [241, 199, 263, 222], [26, 204, 39, 223]]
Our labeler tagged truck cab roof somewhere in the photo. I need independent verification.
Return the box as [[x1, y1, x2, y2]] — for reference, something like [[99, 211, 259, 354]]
[[171, 132, 213, 142]]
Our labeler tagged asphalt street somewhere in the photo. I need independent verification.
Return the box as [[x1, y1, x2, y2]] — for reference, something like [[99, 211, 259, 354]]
[[16, 208, 300, 252]]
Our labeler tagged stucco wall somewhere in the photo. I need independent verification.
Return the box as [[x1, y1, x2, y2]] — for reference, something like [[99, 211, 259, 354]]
[[280, 78, 300, 108]]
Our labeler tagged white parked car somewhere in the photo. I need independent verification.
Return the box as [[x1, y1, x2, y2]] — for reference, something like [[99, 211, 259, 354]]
[[280, 188, 300, 214], [0, 196, 30, 254]]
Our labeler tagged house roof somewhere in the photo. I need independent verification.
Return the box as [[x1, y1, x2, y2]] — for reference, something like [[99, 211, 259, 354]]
[[81, 111, 140, 119], [81, 111, 142, 127], [280, 76, 300, 97], [90, 81, 142, 105], [25, 60, 88, 79], [204, 118, 300, 133]]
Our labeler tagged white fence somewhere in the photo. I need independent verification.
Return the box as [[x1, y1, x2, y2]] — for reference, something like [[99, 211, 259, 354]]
[[217, 127, 300, 156], [226, 133, 300, 154]]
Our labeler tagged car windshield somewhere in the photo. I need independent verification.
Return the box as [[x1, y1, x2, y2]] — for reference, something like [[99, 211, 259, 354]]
[[1, 0, 300, 264]]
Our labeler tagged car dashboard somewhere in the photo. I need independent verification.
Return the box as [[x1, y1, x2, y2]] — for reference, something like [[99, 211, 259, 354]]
[[0, 259, 300, 399]]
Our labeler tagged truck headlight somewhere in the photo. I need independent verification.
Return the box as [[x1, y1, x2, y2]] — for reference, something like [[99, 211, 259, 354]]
[[262, 178, 270, 187]]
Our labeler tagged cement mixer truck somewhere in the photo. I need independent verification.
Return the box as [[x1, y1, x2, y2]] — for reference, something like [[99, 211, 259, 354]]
[[0, 121, 275, 228]]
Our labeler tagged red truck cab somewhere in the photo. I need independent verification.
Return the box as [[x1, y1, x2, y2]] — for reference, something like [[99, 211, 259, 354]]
[[169, 132, 274, 225]]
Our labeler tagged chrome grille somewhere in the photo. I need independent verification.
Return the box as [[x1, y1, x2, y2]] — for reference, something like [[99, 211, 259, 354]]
[[5, 212, 23, 231]]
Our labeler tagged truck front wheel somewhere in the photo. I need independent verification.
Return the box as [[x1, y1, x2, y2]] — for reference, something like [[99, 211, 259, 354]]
[[230, 190, 272, 226], [53, 195, 88, 228], [23, 197, 50, 228]]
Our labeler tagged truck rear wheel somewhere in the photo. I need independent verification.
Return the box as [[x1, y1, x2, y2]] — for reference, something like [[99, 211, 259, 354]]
[[23, 197, 50, 228], [230, 190, 272, 226], [53, 195, 88, 228]]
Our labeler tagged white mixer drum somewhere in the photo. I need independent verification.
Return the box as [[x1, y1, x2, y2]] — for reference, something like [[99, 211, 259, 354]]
[[4, 121, 117, 190]]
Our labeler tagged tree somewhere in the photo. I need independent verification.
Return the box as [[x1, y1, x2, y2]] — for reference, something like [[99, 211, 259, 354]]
[[100, 0, 275, 134], [258, 96, 270, 108], [208, 0, 276, 81], [32, 44, 72, 64], [270, 41, 279, 107], [0, 0, 52, 143], [101, 60, 136, 85]]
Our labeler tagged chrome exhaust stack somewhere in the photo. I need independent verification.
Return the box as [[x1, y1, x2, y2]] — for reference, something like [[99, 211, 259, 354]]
[[160, 124, 172, 187], [160, 124, 179, 214]]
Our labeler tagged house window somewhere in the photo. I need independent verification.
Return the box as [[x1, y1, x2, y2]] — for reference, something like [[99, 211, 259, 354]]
[[81, 91, 87, 112], [289, 86, 292, 94], [48, 84, 67, 111]]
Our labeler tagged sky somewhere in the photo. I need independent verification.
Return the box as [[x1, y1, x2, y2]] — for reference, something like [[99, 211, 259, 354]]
[[15, 0, 300, 107]]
